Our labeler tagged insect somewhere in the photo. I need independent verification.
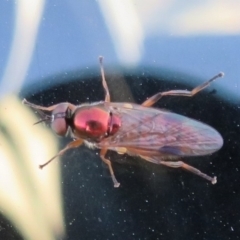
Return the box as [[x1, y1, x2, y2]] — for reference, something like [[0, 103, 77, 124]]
[[23, 57, 224, 187]]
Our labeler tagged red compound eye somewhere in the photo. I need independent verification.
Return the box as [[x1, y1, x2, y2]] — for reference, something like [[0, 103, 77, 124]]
[[51, 103, 69, 136]]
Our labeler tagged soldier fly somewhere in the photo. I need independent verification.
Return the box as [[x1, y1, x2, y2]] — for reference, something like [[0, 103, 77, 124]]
[[23, 57, 223, 187]]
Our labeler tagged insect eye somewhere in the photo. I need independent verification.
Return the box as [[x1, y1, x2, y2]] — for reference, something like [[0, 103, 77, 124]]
[[51, 103, 70, 136]]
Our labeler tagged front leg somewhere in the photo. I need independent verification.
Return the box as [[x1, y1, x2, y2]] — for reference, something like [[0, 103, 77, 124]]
[[22, 99, 76, 112], [39, 139, 83, 169]]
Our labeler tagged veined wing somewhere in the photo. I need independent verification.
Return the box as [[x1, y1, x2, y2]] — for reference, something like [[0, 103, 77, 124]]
[[97, 102, 223, 157]]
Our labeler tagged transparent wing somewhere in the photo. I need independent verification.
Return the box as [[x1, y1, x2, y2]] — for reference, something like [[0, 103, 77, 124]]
[[98, 102, 223, 158]]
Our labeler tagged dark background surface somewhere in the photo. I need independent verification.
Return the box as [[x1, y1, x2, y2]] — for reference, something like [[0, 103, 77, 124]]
[[12, 68, 239, 240]]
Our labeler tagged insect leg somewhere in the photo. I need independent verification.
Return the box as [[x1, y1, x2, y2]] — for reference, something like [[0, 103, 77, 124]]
[[99, 56, 111, 102], [100, 148, 120, 188], [39, 139, 83, 169], [142, 72, 224, 107], [160, 160, 217, 184], [22, 99, 76, 112]]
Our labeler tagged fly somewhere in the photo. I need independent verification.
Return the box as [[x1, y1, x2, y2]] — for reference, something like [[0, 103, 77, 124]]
[[23, 57, 224, 187]]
